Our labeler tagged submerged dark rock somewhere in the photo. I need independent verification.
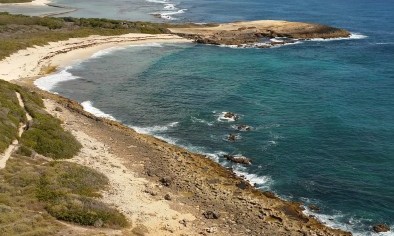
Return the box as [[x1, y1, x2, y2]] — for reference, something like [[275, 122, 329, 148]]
[[373, 224, 390, 233], [308, 204, 321, 212], [224, 112, 239, 120], [227, 134, 237, 142], [224, 154, 252, 165], [236, 124, 252, 131]]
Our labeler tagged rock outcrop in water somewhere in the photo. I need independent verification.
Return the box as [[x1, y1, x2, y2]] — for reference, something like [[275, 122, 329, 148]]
[[169, 20, 351, 46], [373, 224, 390, 233], [224, 154, 252, 165]]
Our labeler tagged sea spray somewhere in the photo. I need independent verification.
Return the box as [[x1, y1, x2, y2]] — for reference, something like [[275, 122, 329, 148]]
[[81, 101, 117, 121], [34, 66, 80, 91]]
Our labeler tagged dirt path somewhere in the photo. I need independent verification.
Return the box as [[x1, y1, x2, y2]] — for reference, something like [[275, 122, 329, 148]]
[[45, 100, 198, 236], [0, 92, 32, 169]]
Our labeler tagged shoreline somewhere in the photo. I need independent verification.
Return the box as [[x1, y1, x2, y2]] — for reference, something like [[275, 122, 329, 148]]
[[0, 0, 79, 17], [0, 0, 51, 6], [0, 33, 192, 82], [0, 33, 352, 235]]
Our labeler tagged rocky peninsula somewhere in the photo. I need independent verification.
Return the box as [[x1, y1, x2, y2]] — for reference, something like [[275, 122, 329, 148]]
[[169, 20, 351, 46]]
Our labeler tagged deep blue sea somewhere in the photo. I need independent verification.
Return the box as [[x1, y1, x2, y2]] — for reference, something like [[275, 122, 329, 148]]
[[34, 0, 394, 235]]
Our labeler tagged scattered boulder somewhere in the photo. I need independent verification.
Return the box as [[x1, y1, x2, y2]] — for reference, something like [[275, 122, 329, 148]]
[[144, 188, 158, 196], [223, 112, 239, 121], [203, 210, 220, 219], [308, 204, 320, 212], [54, 106, 63, 112], [236, 180, 249, 190], [164, 193, 172, 201], [160, 176, 173, 187], [236, 124, 252, 131], [224, 154, 251, 165], [179, 219, 188, 227], [373, 224, 390, 233], [227, 134, 238, 142], [205, 227, 217, 233]]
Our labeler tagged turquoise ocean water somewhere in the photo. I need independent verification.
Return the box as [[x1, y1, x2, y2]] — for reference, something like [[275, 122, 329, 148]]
[[34, 0, 394, 235]]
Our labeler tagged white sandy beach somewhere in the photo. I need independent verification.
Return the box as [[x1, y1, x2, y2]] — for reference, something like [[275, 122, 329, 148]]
[[0, 0, 50, 6], [30, 0, 50, 5], [0, 33, 191, 82]]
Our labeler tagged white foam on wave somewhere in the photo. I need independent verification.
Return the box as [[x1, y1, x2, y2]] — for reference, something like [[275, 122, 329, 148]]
[[217, 111, 239, 122], [146, 0, 168, 3], [206, 151, 227, 162], [147, 0, 186, 21], [216, 33, 367, 49], [35, 43, 164, 91], [375, 42, 394, 45], [164, 3, 177, 10], [302, 205, 394, 236], [34, 66, 79, 91], [307, 32, 368, 42], [218, 40, 303, 49], [91, 46, 126, 58], [191, 116, 214, 126], [81, 101, 117, 121], [130, 122, 179, 134], [218, 44, 241, 49], [158, 9, 187, 20], [128, 122, 179, 145], [270, 38, 284, 43], [270, 41, 303, 48], [233, 165, 273, 189]]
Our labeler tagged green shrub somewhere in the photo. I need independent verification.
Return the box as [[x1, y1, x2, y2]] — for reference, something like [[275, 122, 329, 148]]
[[36, 161, 128, 228], [0, 80, 26, 153], [0, 156, 128, 231], [38, 161, 108, 198], [16, 145, 32, 157], [0, 156, 60, 235], [0, 80, 81, 159], [0, 13, 170, 60], [45, 195, 128, 228], [19, 90, 82, 159]]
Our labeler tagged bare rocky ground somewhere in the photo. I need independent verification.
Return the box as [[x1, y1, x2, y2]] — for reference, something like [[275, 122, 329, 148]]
[[168, 20, 350, 46], [16, 82, 352, 236]]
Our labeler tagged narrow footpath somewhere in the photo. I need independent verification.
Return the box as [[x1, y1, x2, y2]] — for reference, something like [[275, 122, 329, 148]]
[[0, 92, 33, 169]]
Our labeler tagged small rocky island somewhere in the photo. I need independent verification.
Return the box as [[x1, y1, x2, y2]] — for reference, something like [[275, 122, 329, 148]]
[[169, 20, 350, 46]]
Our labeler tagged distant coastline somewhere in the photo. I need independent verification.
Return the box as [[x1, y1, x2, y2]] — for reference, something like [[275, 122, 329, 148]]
[[0, 0, 77, 17]]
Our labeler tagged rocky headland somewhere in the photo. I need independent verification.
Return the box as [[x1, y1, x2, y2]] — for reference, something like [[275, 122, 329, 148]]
[[169, 20, 351, 46]]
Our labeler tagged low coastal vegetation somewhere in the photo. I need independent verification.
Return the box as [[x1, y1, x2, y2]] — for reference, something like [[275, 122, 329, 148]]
[[0, 81, 25, 153], [0, 155, 127, 234], [0, 12, 190, 60], [19, 89, 82, 159], [0, 79, 81, 158], [0, 80, 128, 233]]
